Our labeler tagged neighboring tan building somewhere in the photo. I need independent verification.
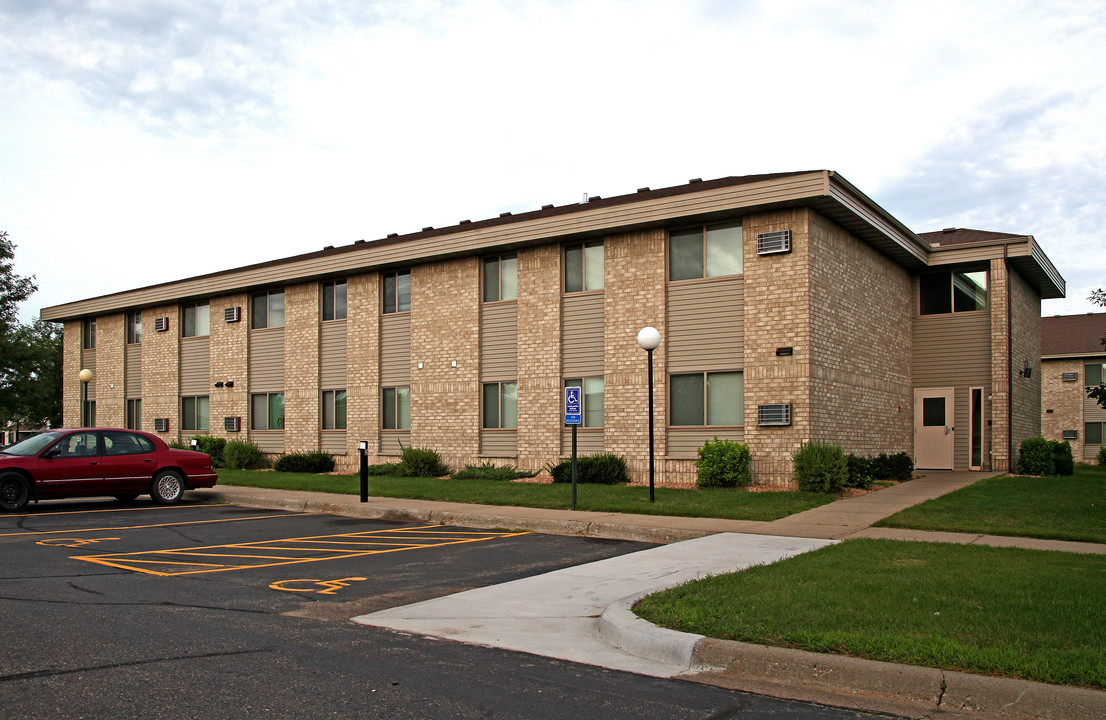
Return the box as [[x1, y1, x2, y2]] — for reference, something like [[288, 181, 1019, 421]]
[[39, 171, 1066, 486], [1041, 313, 1106, 463]]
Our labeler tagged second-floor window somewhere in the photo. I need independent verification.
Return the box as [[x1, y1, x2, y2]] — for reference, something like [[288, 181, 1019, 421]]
[[483, 253, 517, 302], [182, 301, 210, 337], [323, 280, 347, 321], [126, 312, 142, 344], [1087, 363, 1105, 388], [919, 270, 988, 315], [251, 290, 285, 329], [670, 223, 743, 281], [383, 270, 411, 314], [82, 318, 96, 349], [565, 241, 604, 292]]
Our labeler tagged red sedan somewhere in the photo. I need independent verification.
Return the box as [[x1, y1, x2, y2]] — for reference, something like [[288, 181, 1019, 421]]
[[0, 428, 218, 512]]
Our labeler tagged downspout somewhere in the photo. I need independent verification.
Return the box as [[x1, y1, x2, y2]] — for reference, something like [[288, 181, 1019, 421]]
[[1005, 244, 1014, 472]]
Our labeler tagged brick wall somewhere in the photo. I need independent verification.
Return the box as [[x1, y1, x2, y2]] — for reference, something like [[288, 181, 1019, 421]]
[[516, 244, 563, 472], [141, 305, 180, 439], [989, 259, 1011, 471], [284, 283, 320, 451], [1009, 266, 1042, 461], [62, 320, 82, 425], [1041, 357, 1086, 458], [209, 294, 250, 440]]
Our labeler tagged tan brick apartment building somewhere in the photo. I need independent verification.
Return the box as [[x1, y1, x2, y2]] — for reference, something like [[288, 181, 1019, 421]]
[[40, 171, 1065, 486], [1041, 313, 1106, 463]]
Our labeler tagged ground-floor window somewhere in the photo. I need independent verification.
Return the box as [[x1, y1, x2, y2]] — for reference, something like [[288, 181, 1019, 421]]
[[482, 381, 518, 429], [382, 387, 410, 430], [251, 393, 285, 430], [182, 396, 209, 432], [670, 371, 743, 426], [127, 398, 141, 430], [1086, 422, 1105, 446], [564, 377, 604, 427], [322, 390, 347, 430], [83, 400, 96, 427]]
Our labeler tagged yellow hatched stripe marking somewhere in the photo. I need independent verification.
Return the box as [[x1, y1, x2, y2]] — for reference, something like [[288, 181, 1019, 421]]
[[2, 512, 316, 539], [74, 526, 529, 576]]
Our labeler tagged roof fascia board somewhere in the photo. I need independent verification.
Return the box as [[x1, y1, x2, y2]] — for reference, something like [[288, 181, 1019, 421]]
[[1042, 352, 1106, 360], [824, 173, 929, 265]]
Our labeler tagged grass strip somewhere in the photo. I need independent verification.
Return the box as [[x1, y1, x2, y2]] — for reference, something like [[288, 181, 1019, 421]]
[[214, 469, 834, 521], [634, 538, 1106, 688], [875, 464, 1106, 544]]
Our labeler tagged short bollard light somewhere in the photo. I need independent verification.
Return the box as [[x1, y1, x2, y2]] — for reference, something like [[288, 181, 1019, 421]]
[[358, 440, 369, 503]]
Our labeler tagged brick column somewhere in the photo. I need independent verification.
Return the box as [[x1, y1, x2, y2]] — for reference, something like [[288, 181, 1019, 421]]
[[517, 244, 563, 472], [209, 294, 249, 440], [345, 272, 381, 471], [284, 282, 320, 452], [989, 258, 1011, 471], [62, 320, 82, 425], [141, 305, 180, 440], [94, 314, 126, 427]]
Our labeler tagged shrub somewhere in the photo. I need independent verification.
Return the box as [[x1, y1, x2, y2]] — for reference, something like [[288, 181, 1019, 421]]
[[398, 445, 448, 477], [873, 452, 914, 482], [1017, 437, 1055, 475], [451, 462, 529, 481], [548, 453, 630, 485], [1099, 446, 1106, 466], [844, 454, 874, 490], [793, 441, 848, 493], [366, 462, 405, 476], [696, 437, 751, 488], [222, 440, 268, 470], [191, 435, 226, 467], [273, 450, 335, 474], [1051, 441, 1075, 476]]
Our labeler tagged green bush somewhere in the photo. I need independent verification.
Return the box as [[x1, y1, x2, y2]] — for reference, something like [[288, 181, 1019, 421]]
[[222, 440, 268, 470], [399, 445, 448, 477], [1017, 437, 1055, 475], [696, 437, 751, 488], [548, 453, 630, 485], [874, 452, 914, 482], [844, 454, 875, 490], [793, 441, 848, 493], [1099, 446, 1106, 466], [1051, 441, 1074, 476], [190, 435, 226, 467], [366, 462, 405, 476], [451, 462, 529, 481], [273, 450, 335, 474]]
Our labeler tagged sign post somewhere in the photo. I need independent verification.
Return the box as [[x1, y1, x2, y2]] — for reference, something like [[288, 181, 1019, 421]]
[[564, 386, 582, 510]]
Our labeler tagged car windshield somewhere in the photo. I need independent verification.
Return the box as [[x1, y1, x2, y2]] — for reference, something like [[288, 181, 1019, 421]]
[[2, 431, 65, 457]]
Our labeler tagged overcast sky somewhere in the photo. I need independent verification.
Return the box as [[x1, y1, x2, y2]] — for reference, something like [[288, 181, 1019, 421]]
[[2, 0, 1103, 325]]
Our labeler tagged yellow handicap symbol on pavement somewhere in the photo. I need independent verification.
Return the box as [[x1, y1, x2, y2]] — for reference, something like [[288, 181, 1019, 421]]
[[269, 577, 368, 595], [38, 537, 120, 548]]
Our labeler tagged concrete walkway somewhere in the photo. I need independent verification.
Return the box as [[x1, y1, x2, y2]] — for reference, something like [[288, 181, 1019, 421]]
[[191, 473, 1106, 720]]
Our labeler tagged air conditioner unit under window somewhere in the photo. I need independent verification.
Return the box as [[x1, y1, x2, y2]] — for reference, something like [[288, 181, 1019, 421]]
[[1062, 429, 1078, 440], [153, 418, 170, 432], [224, 416, 241, 432], [224, 307, 241, 323], [756, 230, 792, 255], [1062, 372, 1078, 382], [757, 403, 792, 426], [154, 317, 170, 332]]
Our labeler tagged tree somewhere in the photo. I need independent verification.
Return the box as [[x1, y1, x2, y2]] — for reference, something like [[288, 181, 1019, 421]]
[[1090, 288, 1106, 409], [0, 231, 62, 431]]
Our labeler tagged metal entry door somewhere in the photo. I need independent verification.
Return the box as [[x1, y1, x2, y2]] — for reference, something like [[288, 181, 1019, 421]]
[[914, 387, 955, 470]]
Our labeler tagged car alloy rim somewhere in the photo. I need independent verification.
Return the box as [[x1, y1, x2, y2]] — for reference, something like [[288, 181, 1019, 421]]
[[159, 475, 181, 500]]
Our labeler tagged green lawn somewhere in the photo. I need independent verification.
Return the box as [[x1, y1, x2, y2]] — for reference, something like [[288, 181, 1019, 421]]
[[214, 469, 835, 522], [875, 464, 1106, 543], [634, 538, 1106, 688]]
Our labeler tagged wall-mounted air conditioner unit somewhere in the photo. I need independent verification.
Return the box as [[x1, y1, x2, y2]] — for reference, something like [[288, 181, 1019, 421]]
[[757, 403, 792, 426], [153, 418, 170, 432], [224, 307, 241, 323], [756, 230, 792, 255], [154, 317, 170, 332], [1062, 429, 1078, 440], [1062, 372, 1078, 383], [224, 416, 241, 432]]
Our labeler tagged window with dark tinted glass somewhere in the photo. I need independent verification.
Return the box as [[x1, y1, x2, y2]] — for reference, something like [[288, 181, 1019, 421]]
[[323, 280, 347, 321], [922, 397, 946, 426], [383, 270, 411, 314], [483, 254, 517, 302], [920, 271, 987, 315], [251, 291, 285, 329], [669, 223, 743, 281], [565, 241, 604, 292]]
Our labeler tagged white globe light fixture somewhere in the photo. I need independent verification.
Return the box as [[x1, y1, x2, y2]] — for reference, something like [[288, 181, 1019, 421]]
[[79, 368, 95, 426], [637, 326, 661, 501]]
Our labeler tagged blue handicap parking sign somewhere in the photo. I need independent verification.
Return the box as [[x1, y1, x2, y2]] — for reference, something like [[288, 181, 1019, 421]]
[[564, 386, 582, 425]]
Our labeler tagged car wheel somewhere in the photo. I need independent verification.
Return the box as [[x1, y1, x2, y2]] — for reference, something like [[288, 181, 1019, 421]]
[[0, 473, 30, 512], [150, 470, 185, 505], [113, 493, 139, 502]]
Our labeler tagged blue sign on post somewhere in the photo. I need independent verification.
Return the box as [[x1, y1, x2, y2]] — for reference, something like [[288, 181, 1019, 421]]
[[564, 386, 582, 425]]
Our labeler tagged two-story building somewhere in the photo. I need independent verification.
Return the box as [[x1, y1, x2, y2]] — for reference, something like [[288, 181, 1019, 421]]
[[40, 170, 1065, 486], [1041, 313, 1106, 463]]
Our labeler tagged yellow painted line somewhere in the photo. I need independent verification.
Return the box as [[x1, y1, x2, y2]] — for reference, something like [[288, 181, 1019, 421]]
[[2, 512, 317, 539], [74, 526, 530, 577], [0, 504, 196, 520]]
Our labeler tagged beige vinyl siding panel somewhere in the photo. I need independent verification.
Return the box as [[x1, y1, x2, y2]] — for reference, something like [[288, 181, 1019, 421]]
[[180, 336, 210, 395], [251, 431, 283, 454], [380, 431, 410, 456], [562, 293, 604, 376], [320, 321, 347, 388], [249, 329, 285, 392], [481, 303, 518, 381], [321, 431, 346, 455], [561, 429, 604, 456], [666, 276, 744, 373], [1086, 395, 1106, 422], [380, 314, 411, 385], [81, 350, 96, 394], [480, 429, 517, 457], [912, 312, 991, 469], [42, 174, 831, 320], [667, 428, 743, 459], [125, 345, 141, 398]]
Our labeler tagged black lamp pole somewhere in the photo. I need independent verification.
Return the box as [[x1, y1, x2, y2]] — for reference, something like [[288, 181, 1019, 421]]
[[646, 345, 655, 503]]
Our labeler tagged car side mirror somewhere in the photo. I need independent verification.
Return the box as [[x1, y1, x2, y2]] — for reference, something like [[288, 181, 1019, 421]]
[[42, 448, 61, 459]]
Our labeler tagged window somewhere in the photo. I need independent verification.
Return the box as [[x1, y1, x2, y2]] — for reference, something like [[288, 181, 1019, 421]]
[[482, 381, 518, 429], [103, 431, 154, 456], [565, 241, 604, 292], [83, 400, 96, 427], [181, 396, 210, 432], [54, 431, 99, 458], [564, 377, 604, 427], [322, 389, 347, 430], [383, 270, 411, 314], [127, 312, 142, 344], [1086, 422, 1104, 445], [127, 398, 142, 430], [82, 318, 96, 349], [251, 290, 285, 329], [323, 280, 347, 321], [1086, 363, 1105, 387], [483, 253, 518, 302], [182, 301, 210, 337], [382, 387, 411, 430], [919, 270, 987, 315], [669, 223, 743, 281], [670, 371, 744, 426], [251, 392, 285, 430]]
